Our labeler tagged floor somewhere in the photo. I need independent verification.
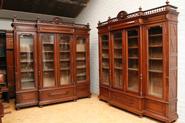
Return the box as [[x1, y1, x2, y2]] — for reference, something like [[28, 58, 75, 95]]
[[2, 95, 178, 123]]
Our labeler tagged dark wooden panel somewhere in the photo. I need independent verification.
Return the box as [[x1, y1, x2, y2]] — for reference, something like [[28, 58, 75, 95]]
[[99, 86, 110, 101], [16, 91, 38, 108], [110, 90, 142, 115], [6, 51, 15, 97], [39, 87, 75, 101], [76, 85, 90, 98]]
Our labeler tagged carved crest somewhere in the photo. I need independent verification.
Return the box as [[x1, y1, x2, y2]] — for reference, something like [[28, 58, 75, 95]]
[[117, 11, 128, 20]]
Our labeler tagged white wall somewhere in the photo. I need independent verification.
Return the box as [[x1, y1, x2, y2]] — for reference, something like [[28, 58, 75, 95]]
[[0, 9, 75, 30], [75, 0, 185, 122]]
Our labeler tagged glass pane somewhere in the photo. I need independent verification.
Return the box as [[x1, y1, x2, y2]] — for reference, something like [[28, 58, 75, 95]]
[[127, 29, 139, 92], [59, 34, 72, 85], [0, 33, 7, 80], [19, 34, 35, 89], [76, 37, 86, 82], [148, 26, 163, 98], [101, 35, 109, 85], [113, 31, 123, 89], [41, 33, 55, 87]]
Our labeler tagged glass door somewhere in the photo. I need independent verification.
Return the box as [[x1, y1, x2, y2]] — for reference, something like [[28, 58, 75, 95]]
[[41, 33, 55, 88], [126, 28, 139, 92], [112, 31, 123, 89], [19, 34, 36, 89], [101, 34, 110, 85], [147, 25, 163, 98], [58, 34, 72, 85], [76, 36, 87, 83]]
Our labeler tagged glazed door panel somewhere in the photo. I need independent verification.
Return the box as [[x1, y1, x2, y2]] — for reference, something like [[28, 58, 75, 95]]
[[112, 31, 124, 89], [76, 36, 88, 83], [40, 33, 56, 88], [100, 34, 110, 86], [17, 33, 37, 90], [58, 34, 73, 86], [126, 28, 140, 93], [147, 25, 164, 98]]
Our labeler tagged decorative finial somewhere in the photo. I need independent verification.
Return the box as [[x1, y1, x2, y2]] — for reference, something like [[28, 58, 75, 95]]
[[108, 16, 111, 20], [139, 6, 142, 11], [87, 22, 90, 28], [13, 15, 17, 22], [166, 0, 169, 5], [98, 21, 101, 25]]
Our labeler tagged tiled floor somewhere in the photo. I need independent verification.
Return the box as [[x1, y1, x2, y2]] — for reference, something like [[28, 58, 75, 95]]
[[2, 95, 178, 123]]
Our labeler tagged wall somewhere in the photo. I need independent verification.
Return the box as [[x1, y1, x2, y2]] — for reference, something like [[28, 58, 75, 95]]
[[75, 0, 185, 122], [0, 9, 75, 30]]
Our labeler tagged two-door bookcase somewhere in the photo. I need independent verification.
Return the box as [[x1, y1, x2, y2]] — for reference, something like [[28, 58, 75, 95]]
[[12, 17, 90, 108], [98, 2, 178, 123]]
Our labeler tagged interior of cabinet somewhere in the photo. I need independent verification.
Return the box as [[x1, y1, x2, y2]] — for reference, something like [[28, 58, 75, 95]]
[[113, 31, 123, 89], [127, 29, 139, 92], [76, 37, 86, 82], [19, 34, 35, 89], [59, 34, 72, 85], [101, 35, 109, 85], [41, 33, 55, 87], [0, 32, 6, 85], [148, 26, 163, 98]]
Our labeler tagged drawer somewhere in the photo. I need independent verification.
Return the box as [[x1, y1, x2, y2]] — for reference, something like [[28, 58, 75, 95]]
[[39, 87, 74, 101], [16, 91, 38, 103], [110, 90, 141, 110], [144, 99, 166, 115]]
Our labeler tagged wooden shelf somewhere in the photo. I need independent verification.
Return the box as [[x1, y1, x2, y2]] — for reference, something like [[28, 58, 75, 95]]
[[77, 51, 86, 53], [60, 59, 70, 62], [77, 73, 86, 77], [149, 57, 163, 60], [102, 66, 109, 69], [128, 46, 138, 49], [114, 66, 122, 70], [114, 57, 122, 59], [20, 60, 34, 63], [128, 57, 138, 59], [43, 51, 54, 53], [148, 69, 163, 73], [149, 34, 162, 37], [128, 68, 138, 71], [102, 47, 109, 50], [60, 68, 70, 70], [21, 79, 34, 83], [102, 56, 109, 59], [21, 69, 34, 73], [77, 65, 86, 69], [114, 37, 122, 40], [60, 43, 70, 45], [20, 51, 33, 53], [43, 69, 54, 72], [43, 60, 54, 62], [149, 44, 163, 48], [76, 58, 86, 61], [60, 50, 70, 53], [114, 47, 122, 50], [128, 35, 138, 39], [43, 42, 54, 45]]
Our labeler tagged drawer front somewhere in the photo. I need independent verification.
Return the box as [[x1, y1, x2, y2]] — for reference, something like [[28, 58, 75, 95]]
[[110, 90, 140, 110], [16, 91, 38, 103], [144, 99, 166, 116], [77, 85, 90, 98], [39, 88, 74, 101], [100, 87, 110, 100]]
